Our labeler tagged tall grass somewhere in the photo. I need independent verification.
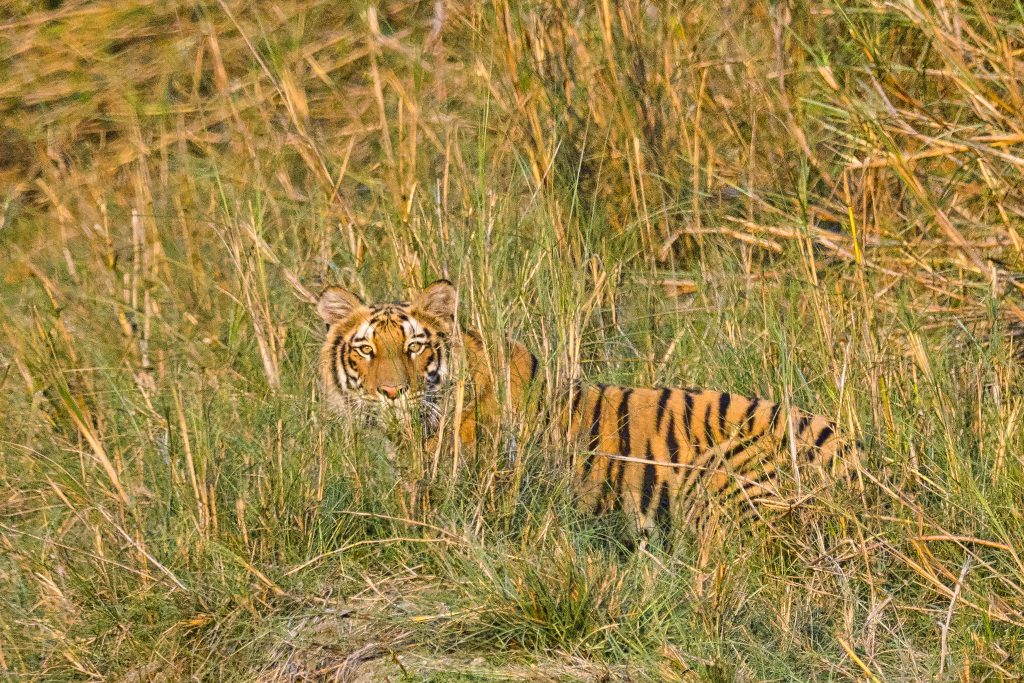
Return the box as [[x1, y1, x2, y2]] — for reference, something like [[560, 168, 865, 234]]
[[2, 1, 1023, 679]]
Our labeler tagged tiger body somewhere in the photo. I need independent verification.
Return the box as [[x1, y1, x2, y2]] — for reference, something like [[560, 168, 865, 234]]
[[557, 383, 852, 536], [318, 280, 855, 538]]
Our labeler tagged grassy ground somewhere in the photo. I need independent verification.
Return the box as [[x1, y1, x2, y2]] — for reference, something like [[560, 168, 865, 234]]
[[2, 1, 1024, 680]]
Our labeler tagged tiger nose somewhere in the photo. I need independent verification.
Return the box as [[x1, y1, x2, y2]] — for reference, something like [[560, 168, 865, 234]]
[[378, 384, 405, 400]]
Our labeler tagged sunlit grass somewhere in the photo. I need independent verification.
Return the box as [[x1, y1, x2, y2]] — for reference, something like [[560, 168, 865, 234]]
[[2, 1, 1023, 680]]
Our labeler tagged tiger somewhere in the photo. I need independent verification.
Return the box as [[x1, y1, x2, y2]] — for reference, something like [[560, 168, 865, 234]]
[[317, 279, 858, 540], [316, 279, 538, 451]]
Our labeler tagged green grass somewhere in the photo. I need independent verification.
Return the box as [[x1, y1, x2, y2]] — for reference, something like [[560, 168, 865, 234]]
[[2, 1, 1024, 680]]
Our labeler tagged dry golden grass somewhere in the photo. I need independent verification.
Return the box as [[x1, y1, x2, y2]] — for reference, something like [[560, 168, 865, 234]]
[[2, 1, 1023, 680]]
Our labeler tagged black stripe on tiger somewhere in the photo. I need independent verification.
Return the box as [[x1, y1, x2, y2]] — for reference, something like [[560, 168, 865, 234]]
[[655, 387, 673, 432], [580, 385, 606, 482], [718, 392, 731, 439], [795, 413, 813, 440], [786, 411, 814, 459], [603, 401, 617, 483], [616, 388, 633, 457], [613, 389, 634, 499], [807, 422, 835, 461], [814, 423, 835, 449], [639, 442, 658, 515], [681, 390, 694, 446], [655, 480, 672, 537], [741, 397, 760, 437], [568, 382, 584, 424], [330, 334, 347, 392], [665, 413, 680, 465], [701, 397, 713, 450], [768, 401, 783, 432], [588, 385, 606, 451]]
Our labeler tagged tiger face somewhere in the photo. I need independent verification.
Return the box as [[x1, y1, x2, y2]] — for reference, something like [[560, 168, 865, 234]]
[[317, 280, 456, 431]]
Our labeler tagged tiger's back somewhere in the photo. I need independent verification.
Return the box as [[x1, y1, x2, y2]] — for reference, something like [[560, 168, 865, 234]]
[[558, 384, 854, 536]]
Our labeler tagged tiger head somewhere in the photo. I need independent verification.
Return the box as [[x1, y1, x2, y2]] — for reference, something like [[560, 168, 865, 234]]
[[317, 279, 456, 431]]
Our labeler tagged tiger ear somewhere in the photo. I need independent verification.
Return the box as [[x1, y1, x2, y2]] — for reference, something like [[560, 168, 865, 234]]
[[413, 279, 457, 327], [317, 286, 365, 325]]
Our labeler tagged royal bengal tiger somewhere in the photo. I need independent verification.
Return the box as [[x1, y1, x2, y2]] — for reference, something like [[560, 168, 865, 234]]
[[317, 279, 858, 539]]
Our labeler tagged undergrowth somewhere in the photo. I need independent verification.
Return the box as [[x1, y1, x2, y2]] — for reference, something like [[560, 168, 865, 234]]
[[2, 1, 1023, 680]]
